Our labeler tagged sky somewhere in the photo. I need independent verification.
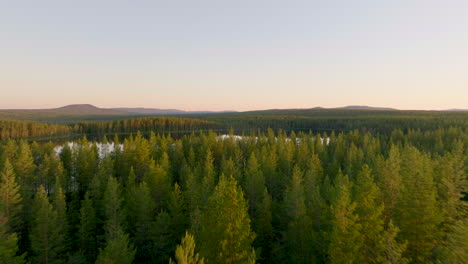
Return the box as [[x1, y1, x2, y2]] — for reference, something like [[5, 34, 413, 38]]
[[1, 0, 467, 111]]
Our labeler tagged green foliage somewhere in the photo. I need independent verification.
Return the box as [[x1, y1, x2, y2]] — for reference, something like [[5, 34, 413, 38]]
[[0, 215, 25, 264], [95, 228, 135, 264], [79, 192, 98, 263], [96, 177, 135, 264], [396, 146, 442, 263], [0, 121, 465, 263], [199, 175, 256, 264], [169, 232, 204, 264], [0, 159, 23, 231], [328, 173, 362, 264], [30, 185, 63, 264], [283, 166, 315, 263]]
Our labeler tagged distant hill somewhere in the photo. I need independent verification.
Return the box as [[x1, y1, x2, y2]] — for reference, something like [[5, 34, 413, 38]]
[[337, 105, 398, 111], [0, 104, 234, 122], [112, 107, 187, 115], [55, 104, 125, 115], [443, 109, 468, 112], [0, 104, 127, 121]]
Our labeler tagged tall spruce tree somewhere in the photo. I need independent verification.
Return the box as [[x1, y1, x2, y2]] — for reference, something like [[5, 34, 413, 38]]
[[283, 166, 315, 264], [79, 192, 98, 263], [327, 172, 362, 264], [353, 165, 406, 264], [51, 185, 67, 263], [30, 185, 63, 264], [0, 159, 23, 232], [199, 175, 255, 264], [96, 177, 135, 264], [0, 214, 25, 264], [396, 146, 441, 263]]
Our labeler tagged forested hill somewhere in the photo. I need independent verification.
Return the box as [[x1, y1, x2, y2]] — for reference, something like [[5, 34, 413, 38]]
[[193, 108, 468, 135], [0, 104, 228, 122]]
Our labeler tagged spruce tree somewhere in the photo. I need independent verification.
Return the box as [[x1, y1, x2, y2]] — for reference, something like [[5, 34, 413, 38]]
[[283, 166, 314, 264], [169, 232, 204, 264], [125, 181, 156, 262], [353, 165, 406, 264], [396, 146, 441, 263], [328, 172, 362, 264], [0, 214, 25, 264], [168, 183, 189, 246], [376, 145, 402, 223], [30, 185, 63, 264], [13, 141, 35, 194], [303, 155, 326, 262], [254, 188, 273, 263], [199, 175, 255, 264], [51, 185, 67, 263], [96, 177, 135, 264], [0, 159, 23, 232], [243, 154, 265, 219], [79, 192, 98, 263]]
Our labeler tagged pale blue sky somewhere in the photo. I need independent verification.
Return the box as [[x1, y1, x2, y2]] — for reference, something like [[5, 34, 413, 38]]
[[1, 0, 467, 110]]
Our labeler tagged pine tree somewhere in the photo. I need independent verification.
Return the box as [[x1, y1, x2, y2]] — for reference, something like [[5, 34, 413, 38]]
[[376, 145, 402, 223], [125, 181, 156, 262], [200, 150, 216, 207], [144, 160, 171, 211], [199, 175, 256, 264], [435, 218, 468, 264], [58, 144, 73, 191], [152, 211, 174, 263], [169, 232, 204, 264], [168, 183, 189, 246], [303, 154, 326, 262], [328, 172, 362, 264], [0, 159, 23, 232], [95, 228, 136, 264], [396, 146, 441, 263], [283, 166, 315, 264], [254, 188, 273, 263], [79, 192, 98, 263], [30, 185, 63, 264], [353, 165, 406, 264], [0, 214, 25, 264], [51, 184, 67, 262], [13, 141, 35, 194], [243, 154, 265, 218], [96, 177, 135, 264]]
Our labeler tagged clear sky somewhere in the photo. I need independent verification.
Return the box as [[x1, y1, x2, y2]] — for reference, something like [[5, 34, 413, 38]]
[[1, 0, 467, 111]]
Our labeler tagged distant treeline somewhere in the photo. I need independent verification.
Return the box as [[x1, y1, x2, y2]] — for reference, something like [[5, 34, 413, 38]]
[[73, 117, 222, 136], [199, 110, 468, 135], [0, 117, 221, 140], [0, 120, 72, 140], [1, 110, 467, 140]]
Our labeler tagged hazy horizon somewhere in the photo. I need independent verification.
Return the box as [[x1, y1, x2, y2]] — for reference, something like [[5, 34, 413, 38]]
[[1, 1, 467, 111], [1, 103, 466, 112]]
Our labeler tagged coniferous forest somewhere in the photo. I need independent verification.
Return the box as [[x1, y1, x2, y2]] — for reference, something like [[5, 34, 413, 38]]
[[0, 114, 467, 264]]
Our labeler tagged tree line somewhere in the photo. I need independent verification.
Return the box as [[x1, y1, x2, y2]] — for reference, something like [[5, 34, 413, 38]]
[[0, 120, 71, 140], [0, 127, 466, 263], [2, 110, 467, 140]]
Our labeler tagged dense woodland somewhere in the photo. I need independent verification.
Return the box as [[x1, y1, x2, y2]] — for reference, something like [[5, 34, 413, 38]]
[[74, 117, 222, 137], [0, 111, 467, 264], [0, 120, 71, 140], [1, 109, 467, 140], [0, 125, 466, 264]]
